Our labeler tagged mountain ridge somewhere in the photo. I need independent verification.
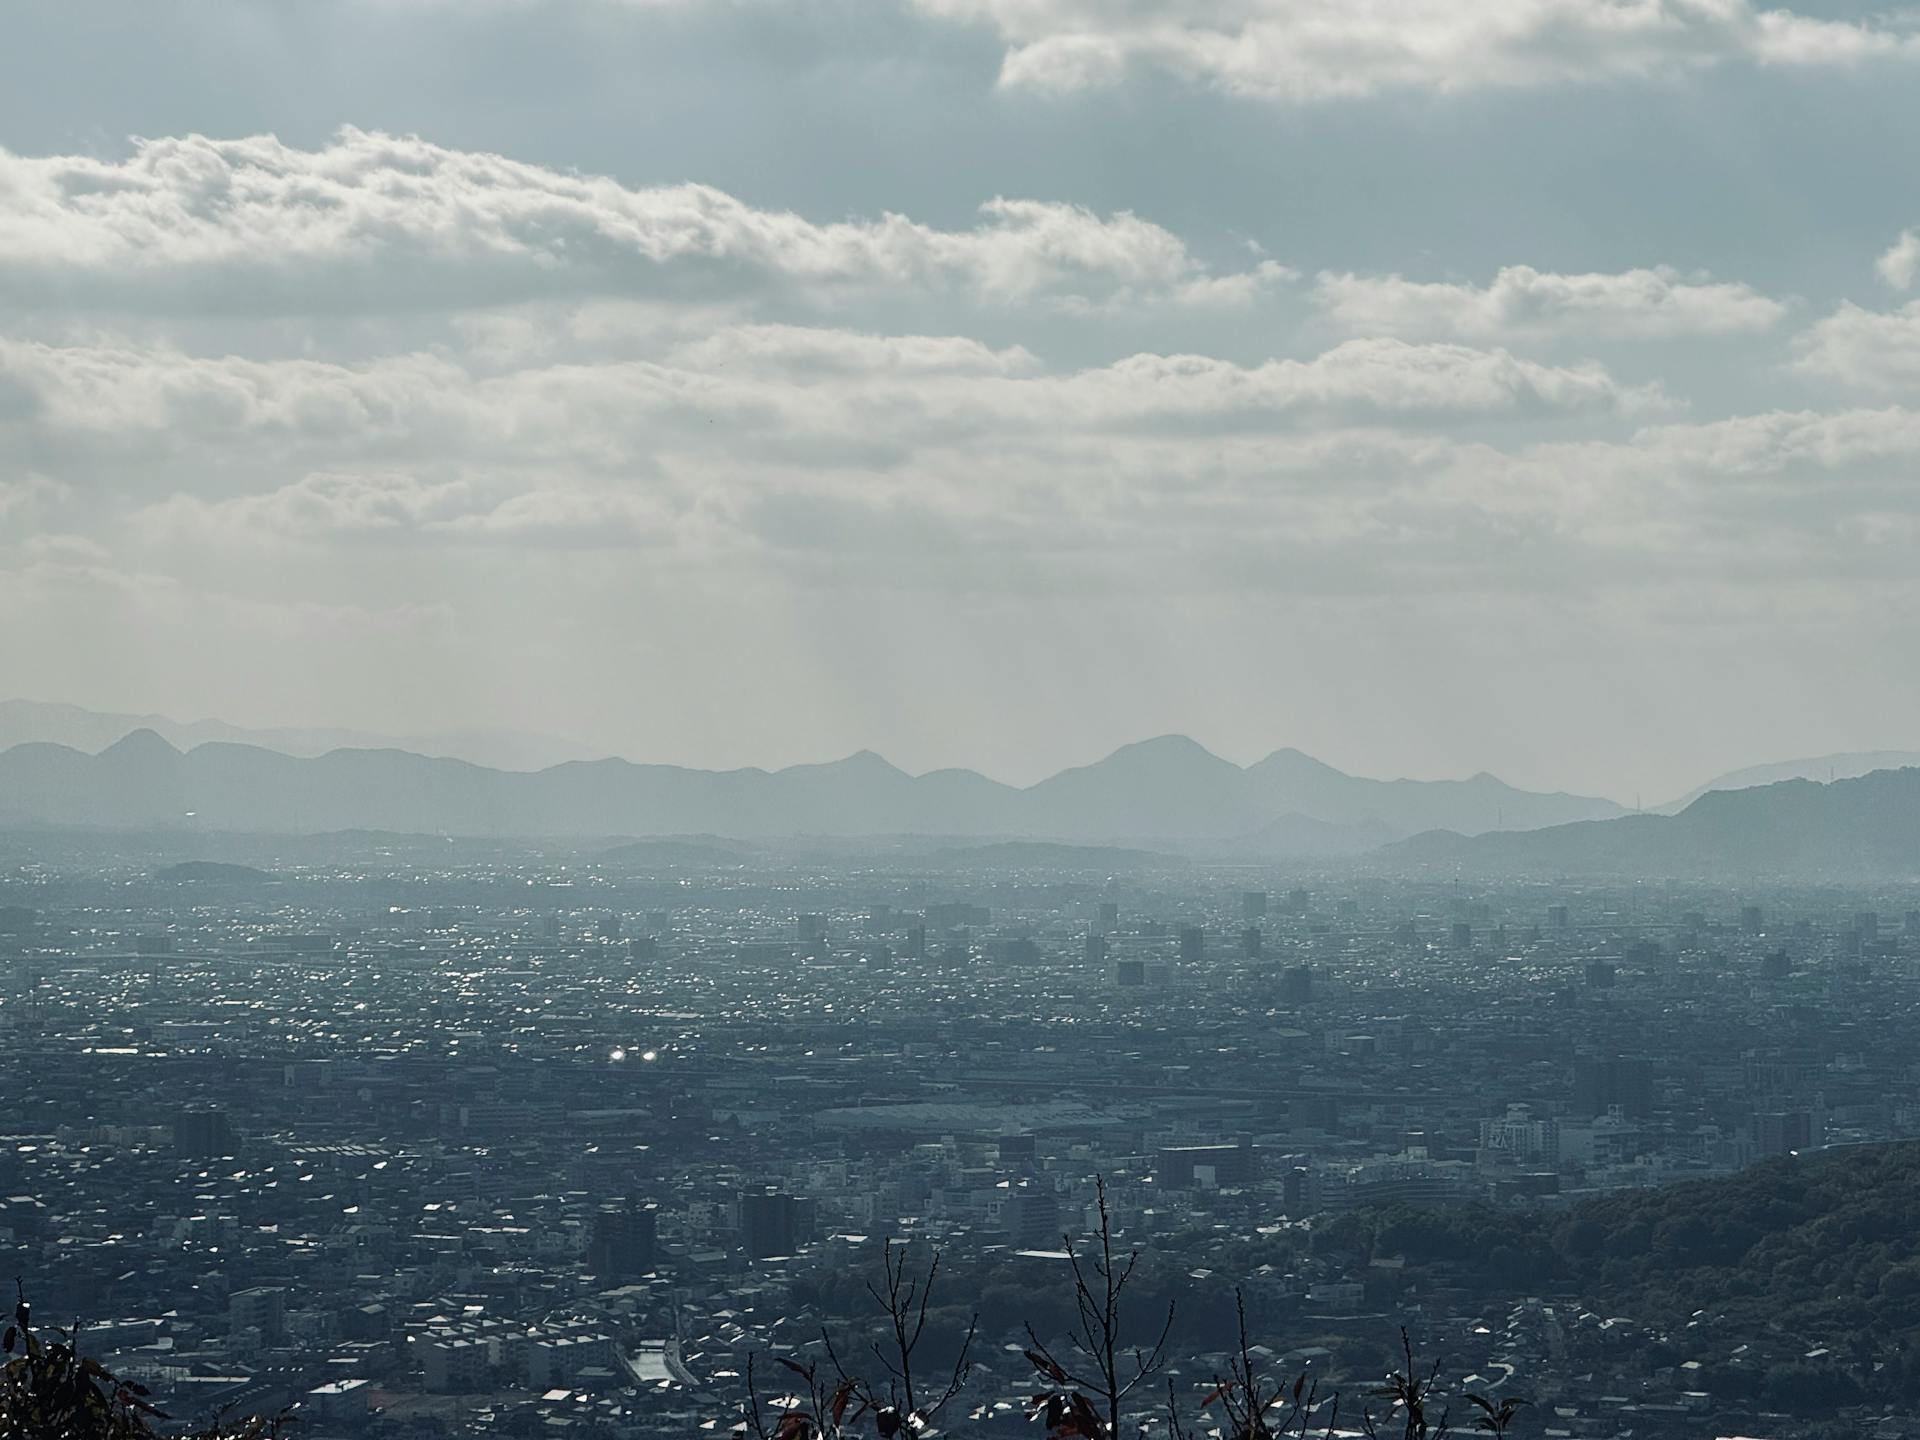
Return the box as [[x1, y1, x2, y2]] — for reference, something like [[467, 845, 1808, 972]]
[[1658, 748, 1920, 812], [0, 728, 1623, 847], [0, 698, 600, 773], [1384, 765, 1920, 878]]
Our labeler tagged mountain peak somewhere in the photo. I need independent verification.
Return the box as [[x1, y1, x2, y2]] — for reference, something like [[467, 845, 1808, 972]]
[[778, 749, 908, 780], [1104, 734, 1229, 767], [98, 728, 181, 761], [1250, 746, 1347, 780]]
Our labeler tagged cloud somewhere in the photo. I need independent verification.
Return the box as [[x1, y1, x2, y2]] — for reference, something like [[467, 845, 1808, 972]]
[[0, 473, 68, 527], [1627, 404, 1920, 474], [1024, 339, 1665, 420], [140, 471, 686, 549], [1879, 229, 1920, 291], [0, 129, 1275, 313], [0, 331, 1663, 492], [1313, 264, 1787, 340], [668, 324, 1039, 376], [910, 0, 1920, 103], [1794, 301, 1920, 390]]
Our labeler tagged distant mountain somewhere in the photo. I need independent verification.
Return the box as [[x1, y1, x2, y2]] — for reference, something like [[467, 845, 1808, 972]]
[[1019, 735, 1260, 838], [0, 729, 1625, 847], [0, 698, 600, 772], [1385, 766, 1920, 878], [1660, 750, 1920, 813], [1246, 746, 1623, 833]]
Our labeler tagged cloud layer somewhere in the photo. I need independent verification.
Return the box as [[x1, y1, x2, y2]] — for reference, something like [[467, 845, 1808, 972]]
[[1, 115, 1916, 794], [0, 129, 1274, 313], [1313, 265, 1787, 340], [911, 0, 1920, 102]]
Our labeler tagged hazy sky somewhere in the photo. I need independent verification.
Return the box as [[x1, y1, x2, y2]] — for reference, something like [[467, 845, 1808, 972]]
[[3, 0, 1920, 800]]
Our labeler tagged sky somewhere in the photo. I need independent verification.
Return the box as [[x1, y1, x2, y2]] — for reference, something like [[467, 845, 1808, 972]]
[[2, 0, 1919, 802]]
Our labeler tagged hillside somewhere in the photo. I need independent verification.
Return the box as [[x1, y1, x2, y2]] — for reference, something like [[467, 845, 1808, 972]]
[[1336, 1142, 1920, 1418], [1384, 765, 1920, 878], [1659, 749, 1920, 812]]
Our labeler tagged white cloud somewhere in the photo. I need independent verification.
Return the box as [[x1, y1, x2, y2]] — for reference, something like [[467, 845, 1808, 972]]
[[1313, 264, 1787, 340], [1878, 229, 1920, 291], [0, 332, 1662, 490], [141, 471, 685, 549], [0, 129, 1273, 313], [1628, 405, 1920, 473], [1024, 339, 1665, 420], [1794, 301, 1920, 390], [910, 0, 1920, 103], [0, 474, 68, 527], [669, 324, 1039, 376]]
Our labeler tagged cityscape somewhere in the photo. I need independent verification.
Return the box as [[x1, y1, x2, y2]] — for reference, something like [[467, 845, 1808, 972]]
[[4, 812, 1918, 1436], [8, 0, 1920, 1436]]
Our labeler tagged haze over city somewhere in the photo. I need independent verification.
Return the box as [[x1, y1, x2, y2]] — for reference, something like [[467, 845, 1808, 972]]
[[8, 7, 1920, 1440], [6, 3, 1920, 798]]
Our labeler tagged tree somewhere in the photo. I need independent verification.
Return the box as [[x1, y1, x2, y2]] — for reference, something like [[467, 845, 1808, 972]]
[[1020, 1176, 1175, 1438], [1361, 1331, 1450, 1440], [1166, 1289, 1338, 1440], [742, 1238, 977, 1439], [1, 1288, 286, 1439]]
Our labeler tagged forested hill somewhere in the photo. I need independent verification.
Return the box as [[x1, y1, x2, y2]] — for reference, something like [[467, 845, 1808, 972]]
[[1329, 1142, 1920, 1417], [1385, 765, 1920, 877]]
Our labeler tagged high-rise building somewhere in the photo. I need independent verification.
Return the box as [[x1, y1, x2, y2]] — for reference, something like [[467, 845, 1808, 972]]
[[1280, 965, 1313, 1005], [995, 937, 1040, 966], [1242, 891, 1268, 921], [1240, 926, 1263, 959], [1754, 1109, 1816, 1157], [175, 1109, 238, 1158], [1571, 1057, 1653, 1118], [1085, 932, 1110, 966], [229, 1286, 287, 1338], [1097, 902, 1120, 933], [1157, 1143, 1256, 1188], [740, 1188, 802, 1259], [587, 1199, 658, 1280], [1001, 1183, 1060, 1249], [1178, 927, 1206, 964]]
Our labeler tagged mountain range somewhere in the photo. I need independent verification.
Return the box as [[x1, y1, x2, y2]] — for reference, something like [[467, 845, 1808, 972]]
[[1656, 750, 1920, 812], [1388, 765, 1920, 878], [0, 729, 1624, 847], [0, 699, 597, 773]]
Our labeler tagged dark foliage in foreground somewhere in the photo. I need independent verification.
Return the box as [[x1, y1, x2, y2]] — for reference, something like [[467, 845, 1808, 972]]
[[1322, 1142, 1920, 1414], [1, 1288, 285, 1440]]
